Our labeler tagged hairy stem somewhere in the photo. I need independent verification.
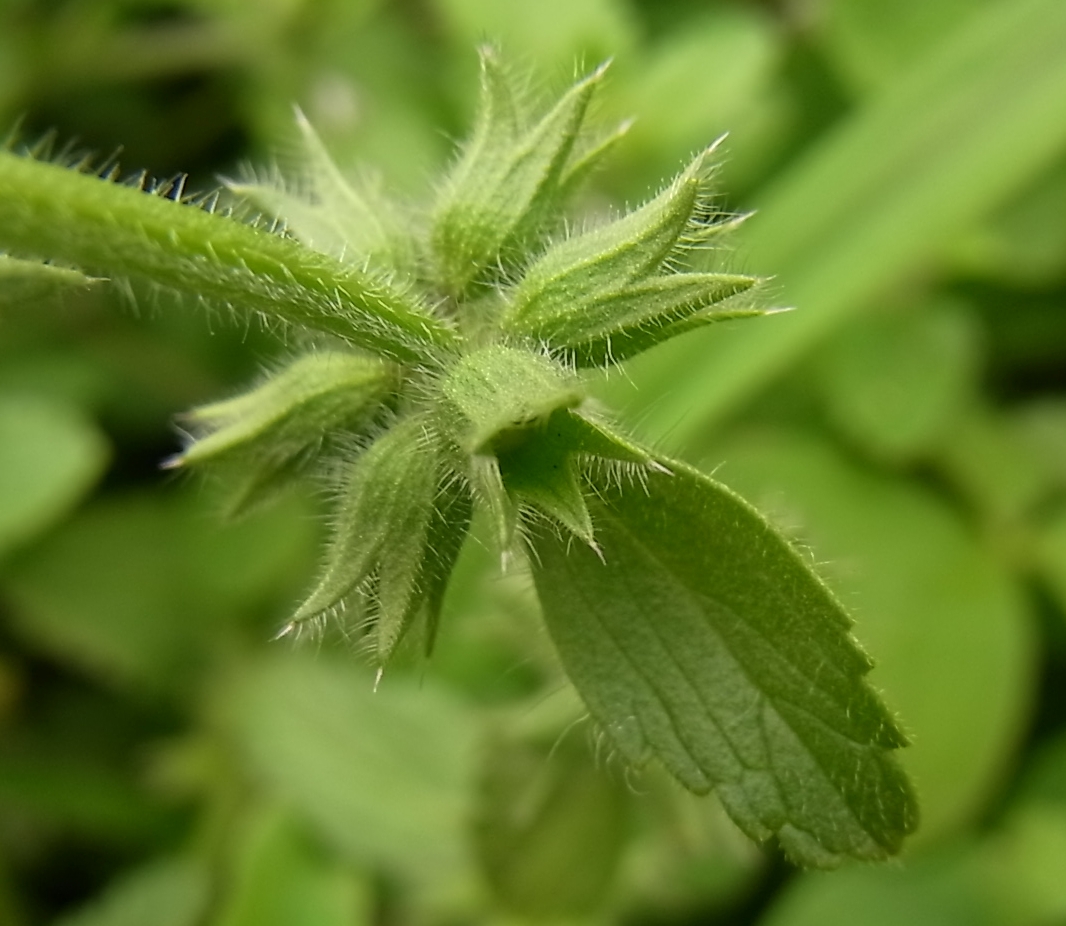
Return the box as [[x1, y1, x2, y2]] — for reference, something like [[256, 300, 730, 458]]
[[0, 151, 457, 363]]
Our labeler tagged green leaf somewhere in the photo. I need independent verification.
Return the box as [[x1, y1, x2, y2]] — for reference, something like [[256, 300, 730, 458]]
[[818, 298, 981, 463], [3, 490, 314, 689], [215, 805, 371, 926], [562, 274, 762, 368], [1037, 505, 1066, 620], [501, 151, 715, 338], [473, 733, 630, 917], [819, 0, 988, 95], [498, 432, 593, 545], [530, 461, 917, 867], [286, 416, 474, 662], [173, 351, 394, 514], [222, 653, 476, 879], [0, 393, 109, 559], [53, 858, 208, 926], [289, 418, 439, 633], [227, 110, 411, 271], [612, 0, 1066, 450], [432, 0, 635, 65], [404, 472, 474, 657], [711, 428, 1034, 843]]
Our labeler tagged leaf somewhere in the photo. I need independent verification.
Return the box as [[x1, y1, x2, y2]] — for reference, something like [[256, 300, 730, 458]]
[[501, 151, 713, 336], [438, 345, 582, 455], [3, 489, 315, 689], [221, 653, 476, 880], [53, 858, 208, 926], [174, 351, 394, 514], [1037, 505, 1066, 620], [530, 461, 917, 867], [227, 110, 412, 271], [817, 298, 981, 463], [611, 0, 1066, 449], [498, 434, 593, 545], [711, 428, 1033, 843], [215, 805, 371, 926], [0, 393, 109, 559], [290, 417, 438, 630], [473, 733, 630, 917]]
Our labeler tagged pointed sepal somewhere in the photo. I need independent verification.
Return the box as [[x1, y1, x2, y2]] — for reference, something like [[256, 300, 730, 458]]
[[289, 417, 437, 627], [501, 149, 714, 337], [499, 435, 594, 547], [227, 110, 412, 271], [432, 48, 607, 296], [438, 345, 582, 456], [172, 351, 395, 513]]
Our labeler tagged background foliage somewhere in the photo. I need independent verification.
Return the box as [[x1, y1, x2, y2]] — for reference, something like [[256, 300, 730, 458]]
[[2, 0, 1066, 922]]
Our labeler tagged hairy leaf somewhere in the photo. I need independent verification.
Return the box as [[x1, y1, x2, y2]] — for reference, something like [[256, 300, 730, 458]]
[[530, 461, 917, 866]]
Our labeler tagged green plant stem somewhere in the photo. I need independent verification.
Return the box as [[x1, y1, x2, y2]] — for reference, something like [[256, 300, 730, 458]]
[[0, 151, 457, 364]]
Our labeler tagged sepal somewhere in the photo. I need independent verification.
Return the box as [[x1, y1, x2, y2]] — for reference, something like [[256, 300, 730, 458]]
[[172, 351, 394, 513], [438, 345, 582, 456], [498, 435, 594, 546], [431, 48, 607, 296], [501, 148, 714, 338], [289, 417, 438, 628], [227, 110, 412, 271]]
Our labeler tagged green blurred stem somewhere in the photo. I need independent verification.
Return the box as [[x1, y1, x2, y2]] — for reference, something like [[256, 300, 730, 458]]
[[0, 151, 457, 364]]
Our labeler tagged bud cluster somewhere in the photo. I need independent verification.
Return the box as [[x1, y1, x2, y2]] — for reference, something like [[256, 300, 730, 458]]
[[172, 47, 763, 661]]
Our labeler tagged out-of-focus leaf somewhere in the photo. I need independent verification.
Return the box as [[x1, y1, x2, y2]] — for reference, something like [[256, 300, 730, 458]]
[[610, 0, 1066, 451], [818, 299, 980, 463], [473, 733, 629, 917], [952, 159, 1066, 285], [763, 794, 1066, 926], [1037, 506, 1066, 619], [760, 844, 997, 926], [0, 255, 97, 308], [984, 805, 1066, 925], [0, 393, 109, 559], [608, 6, 781, 190], [1013, 399, 1066, 494], [613, 768, 762, 919], [53, 858, 208, 926], [710, 428, 1035, 842], [431, 0, 636, 65], [0, 754, 174, 845], [220, 653, 476, 884], [934, 405, 1052, 529], [819, 0, 993, 95], [1014, 732, 1066, 809], [216, 805, 370, 926], [2, 490, 315, 690]]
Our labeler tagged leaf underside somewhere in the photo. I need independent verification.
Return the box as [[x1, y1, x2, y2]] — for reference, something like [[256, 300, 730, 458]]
[[530, 462, 918, 867]]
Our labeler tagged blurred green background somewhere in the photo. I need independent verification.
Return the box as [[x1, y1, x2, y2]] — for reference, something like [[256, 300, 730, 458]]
[[2, 0, 1066, 923]]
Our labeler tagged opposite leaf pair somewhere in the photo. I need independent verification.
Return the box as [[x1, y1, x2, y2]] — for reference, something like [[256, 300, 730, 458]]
[[0, 47, 917, 867]]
